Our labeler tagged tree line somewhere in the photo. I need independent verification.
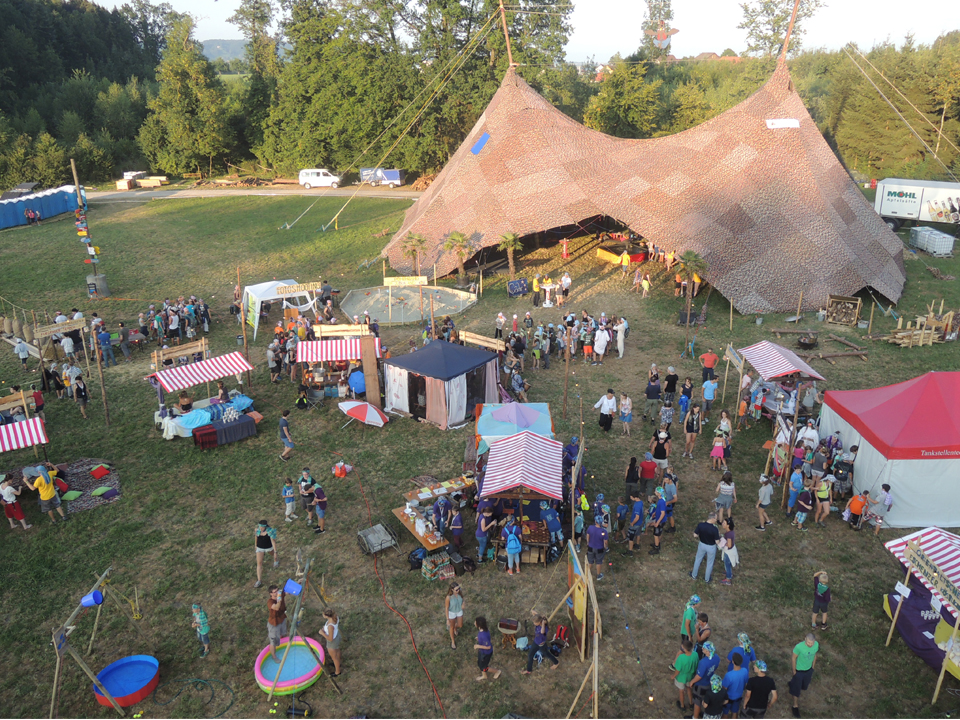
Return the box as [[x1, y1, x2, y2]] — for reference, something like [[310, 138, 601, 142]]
[[0, 0, 958, 191]]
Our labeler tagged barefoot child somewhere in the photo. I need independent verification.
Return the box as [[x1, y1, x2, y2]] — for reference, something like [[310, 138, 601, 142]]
[[671, 639, 698, 712], [191, 603, 211, 658], [473, 616, 501, 681], [812, 571, 830, 630], [445, 582, 464, 649]]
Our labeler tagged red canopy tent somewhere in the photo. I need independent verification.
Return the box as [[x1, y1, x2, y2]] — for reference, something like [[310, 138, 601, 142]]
[[0, 418, 48, 453], [297, 338, 381, 363], [150, 351, 254, 393], [738, 340, 824, 381], [479, 431, 563, 500]]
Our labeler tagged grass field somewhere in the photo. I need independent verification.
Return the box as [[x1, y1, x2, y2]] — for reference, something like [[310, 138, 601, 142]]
[[0, 195, 959, 719]]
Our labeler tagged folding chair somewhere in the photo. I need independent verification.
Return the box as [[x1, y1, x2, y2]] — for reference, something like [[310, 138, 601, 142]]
[[305, 387, 324, 411]]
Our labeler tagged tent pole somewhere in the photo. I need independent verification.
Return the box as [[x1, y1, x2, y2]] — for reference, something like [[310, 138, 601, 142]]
[[563, 327, 570, 419], [95, 343, 110, 427], [238, 266, 252, 386], [885, 567, 911, 646], [933, 613, 960, 704]]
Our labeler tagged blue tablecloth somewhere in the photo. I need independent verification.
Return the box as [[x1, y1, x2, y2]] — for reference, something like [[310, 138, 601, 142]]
[[211, 414, 257, 446]]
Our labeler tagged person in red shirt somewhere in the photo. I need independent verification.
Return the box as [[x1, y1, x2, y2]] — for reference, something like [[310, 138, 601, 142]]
[[639, 452, 658, 500], [30, 384, 45, 420], [699, 349, 720, 382]]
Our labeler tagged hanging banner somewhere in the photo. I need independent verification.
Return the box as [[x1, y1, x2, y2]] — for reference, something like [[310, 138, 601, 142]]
[[276, 282, 324, 295]]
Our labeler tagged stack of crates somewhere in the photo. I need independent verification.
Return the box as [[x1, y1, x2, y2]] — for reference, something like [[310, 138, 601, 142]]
[[909, 227, 955, 258]]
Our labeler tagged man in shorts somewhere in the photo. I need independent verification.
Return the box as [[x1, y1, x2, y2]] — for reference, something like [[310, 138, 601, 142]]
[[278, 410, 294, 462], [266, 585, 288, 662], [701, 378, 718, 422], [648, 487, 667, 555], [662, 470, 678, 533], [788, 634, 819, 718], [23, 464, 69, 524], [585, 514, 608, 580], [624, 491, 644, 557]]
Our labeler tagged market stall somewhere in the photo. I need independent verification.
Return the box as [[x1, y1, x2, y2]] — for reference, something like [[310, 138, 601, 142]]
[[383, 341, 498, 428], [819, 372, 960, 528], [242, 280, 318, 340], [0, 417, 48, 453], [884, 528, 960, 701], [475, 403, 554, 455], [147, 351, 258, 444]]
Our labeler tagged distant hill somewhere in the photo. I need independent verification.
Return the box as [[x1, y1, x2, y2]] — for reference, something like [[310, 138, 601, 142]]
[[201, 39, 248, 62]]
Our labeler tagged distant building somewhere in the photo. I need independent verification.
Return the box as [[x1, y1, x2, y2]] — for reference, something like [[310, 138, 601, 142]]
[[694, 52, 721, 62]]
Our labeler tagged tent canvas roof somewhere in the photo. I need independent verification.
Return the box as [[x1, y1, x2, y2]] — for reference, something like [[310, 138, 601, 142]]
[[150, 351, 254, 392], [383, 63, 905, 314], [0, 417, 48, 453], [383, 341, 495, 381], [476, 403, 554, 455], [243, 280, 302, 301], [739, 340, 824, 381], [480, 431, 563, 500], [824, 372, 960, 460]]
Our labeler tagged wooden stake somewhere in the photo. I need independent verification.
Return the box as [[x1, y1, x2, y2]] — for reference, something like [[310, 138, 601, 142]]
[[429, 294, 436, 339], [721, 356, 730, 405], [86, 603, 103, 656], [49, 638, 62, 719], [933, 612, 960, 704], [885, 566, 911, 647], [268, 560, 311, 701], [95, 344, 110, 427], [547, 583, 578, 623], [433, 263, 437, 285], [868, 303, 876, 334], [592, 624, 599, 719], [566, 663, 594, 718], [498, 0, 515, 66], [729, 302, 733, 332], [563, 327, 571, 419], [66, 644, 124, 716], [795, 291, 803, 321]]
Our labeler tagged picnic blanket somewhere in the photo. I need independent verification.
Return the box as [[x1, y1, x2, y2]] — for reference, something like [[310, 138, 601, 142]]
[[0, 458, 121, 515]]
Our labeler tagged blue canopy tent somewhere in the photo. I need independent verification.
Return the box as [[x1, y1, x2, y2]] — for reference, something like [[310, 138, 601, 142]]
[[475, 402, 555, 455], [383, 341, 499, 429]]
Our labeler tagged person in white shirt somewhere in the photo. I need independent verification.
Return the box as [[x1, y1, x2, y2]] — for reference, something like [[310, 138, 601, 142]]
[[594, 389, 617, 433], [797, 420, 820, 449], [72, 309, 84, 321], [614, 318, 626, 359], [54, 312, 67, 324], [61, 335, 76, 359], [593, 326, 609, 365]]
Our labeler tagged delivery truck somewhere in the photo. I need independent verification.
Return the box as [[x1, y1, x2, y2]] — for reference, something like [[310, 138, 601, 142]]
[[874, 178, 960, 231], [358, 168, 405, 188]]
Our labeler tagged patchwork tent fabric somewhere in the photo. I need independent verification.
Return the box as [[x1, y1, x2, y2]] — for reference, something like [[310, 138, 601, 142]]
[[384, 62, 905, 313]]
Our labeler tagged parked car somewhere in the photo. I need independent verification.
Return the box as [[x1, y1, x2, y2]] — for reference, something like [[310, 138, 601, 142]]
[[298, 169, 340, 189]]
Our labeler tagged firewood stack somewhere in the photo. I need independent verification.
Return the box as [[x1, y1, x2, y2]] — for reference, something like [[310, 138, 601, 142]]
[[826, 295, 862, 326]]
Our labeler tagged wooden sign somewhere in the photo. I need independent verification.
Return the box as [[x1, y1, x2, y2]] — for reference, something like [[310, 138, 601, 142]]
[[313, 324, 370, 338], [384, 276, 428, 287], [460, 330, 505, 353], [276, 282, 324, 295], [905, 541, 960, 611], [34, 318, 87, 339], [152, 338, 209, 371], [724, 344, 744, 372]]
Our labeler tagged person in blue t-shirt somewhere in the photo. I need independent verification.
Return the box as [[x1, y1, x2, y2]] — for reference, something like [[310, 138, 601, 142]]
[[701, 379, 718, 422], [625, 491, 644, 557], [689, 641, 720, 714], [722, 652, 750, 717], [788, 469, 804, 517], [649, 487, 668, 555], [433, 496, 451, 535], [615, 497, 629, 542], [539, 501, 563, 544], [727, 633, 757, 667]]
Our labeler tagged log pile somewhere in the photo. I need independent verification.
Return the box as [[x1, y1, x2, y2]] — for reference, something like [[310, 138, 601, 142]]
[[826, 295, 862, 326], [881, 328, 941, 347], [411, 173, 437, 191]]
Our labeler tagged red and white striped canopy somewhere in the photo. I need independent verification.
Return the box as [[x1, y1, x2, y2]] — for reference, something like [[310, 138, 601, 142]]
[[738, 340, 825, 381], [480, 431, 563, 499], [297, 339, 381, 363], [886, 527, 960, 618], [0, 417, 48, 453], [151, 351, 254, 392]]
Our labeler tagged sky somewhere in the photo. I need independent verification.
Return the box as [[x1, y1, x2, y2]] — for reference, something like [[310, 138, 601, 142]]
[[100, 0, 947, 61]]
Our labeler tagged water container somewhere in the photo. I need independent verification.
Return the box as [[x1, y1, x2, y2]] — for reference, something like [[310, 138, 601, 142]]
[[81, 590, 104, 607], [283, 578, 303, 596]]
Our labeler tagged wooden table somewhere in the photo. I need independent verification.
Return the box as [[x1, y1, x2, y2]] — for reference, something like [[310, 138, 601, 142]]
[[492, 524, 551, 568], [392, 506, 448, 551], [403, 477, 476, 504]]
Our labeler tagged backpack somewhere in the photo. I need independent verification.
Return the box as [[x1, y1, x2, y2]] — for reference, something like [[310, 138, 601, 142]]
[[506, 531, 522, 554], [579, 494, 590, 512], [462, 556, 477, 573], [553, 625, 570, 647], [408, 547, 427, 571]]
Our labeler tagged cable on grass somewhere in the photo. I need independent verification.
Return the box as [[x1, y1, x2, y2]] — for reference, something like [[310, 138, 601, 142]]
[[151, 678, 236, 718], [328, 449, 447, 718]]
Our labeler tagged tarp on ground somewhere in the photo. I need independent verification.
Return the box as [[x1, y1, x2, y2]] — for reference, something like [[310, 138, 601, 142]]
[[383, 63, 905, 314], [476, 403, 554, 455]]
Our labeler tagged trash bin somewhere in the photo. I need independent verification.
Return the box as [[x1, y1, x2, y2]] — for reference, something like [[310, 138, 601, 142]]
[[86, 273, 110, 298], [237, 335, 243, 346]]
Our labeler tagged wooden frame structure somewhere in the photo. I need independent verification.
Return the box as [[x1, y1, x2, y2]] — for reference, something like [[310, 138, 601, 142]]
[[543, 541, 601, 718], [49, 567, 148, 718], [266, 557, 342, 701], [460, 330, 506, 353], [151, 337, 212, 398], [312, 324, 371, 338]]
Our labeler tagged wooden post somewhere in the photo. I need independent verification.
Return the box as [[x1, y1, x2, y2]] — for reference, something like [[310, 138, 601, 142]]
[[547, 583, 578, 623], [433, 263, 437, 285], [382, 260, 386, 284], [20, 389, 38, 458], [592, 621, 599, 719], [885, 566, 911, 646], [95, 343, 110, 427], [237, 267, 252, 387], [795, 291, 803, 321], [933, 613, 960, 704], [418, 285, 424, 322], [563, 327, 571, 419], [479, 267, 483, 297], [360, 335, 381, 409], [779, 395, 801, 507], [566, 662, 594, 718], [388, 286, 392, 323], [429, 295, 437, 339], [867, 303, 876, 334], [268, 559, 311, 701], [721, 357, 730, 406], [729, 302, 733, 332], [498, 0, 515, 66], [49, 637, 62, 719], [86, 603, 103, 656], [66, 645, 124, 716]]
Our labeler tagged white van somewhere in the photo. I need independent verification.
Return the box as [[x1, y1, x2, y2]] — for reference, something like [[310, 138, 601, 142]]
[[298, 169, 340, 189]]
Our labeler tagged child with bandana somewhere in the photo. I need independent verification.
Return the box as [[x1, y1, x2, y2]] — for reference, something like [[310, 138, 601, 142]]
[[690, 640, 719, 714], [701, 674, 729, 719]]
